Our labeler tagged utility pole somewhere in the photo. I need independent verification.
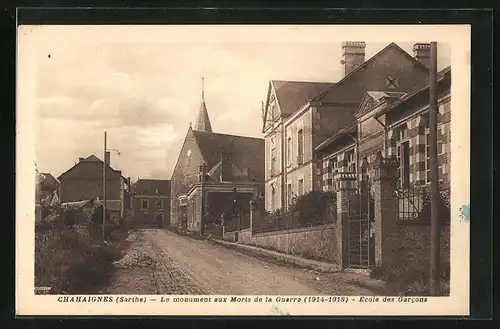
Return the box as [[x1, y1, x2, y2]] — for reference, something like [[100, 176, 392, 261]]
[[429, 42, 440, 295], [103, 131, 107, 242], [199, 162, 206, 237]]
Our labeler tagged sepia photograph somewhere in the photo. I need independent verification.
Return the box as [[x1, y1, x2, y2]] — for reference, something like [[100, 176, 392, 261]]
[[17, 24, 470, 316]]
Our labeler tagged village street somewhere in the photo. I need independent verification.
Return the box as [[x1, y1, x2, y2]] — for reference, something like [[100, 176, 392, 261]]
[[106, 229, 377, 295]]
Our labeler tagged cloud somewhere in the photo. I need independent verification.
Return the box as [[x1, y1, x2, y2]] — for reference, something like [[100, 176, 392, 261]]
[[32, 32, 451, 180], [216, 110, 248, 123]]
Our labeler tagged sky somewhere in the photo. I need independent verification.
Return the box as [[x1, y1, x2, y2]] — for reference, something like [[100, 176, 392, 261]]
[[31, 26, 451, 181]]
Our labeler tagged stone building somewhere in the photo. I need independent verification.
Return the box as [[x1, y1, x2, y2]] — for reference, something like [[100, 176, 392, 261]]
[[262, 42, 431, 212], [131, 179, 171, 228], [170, 81, 265, 235], [57, 154, 131, 224]]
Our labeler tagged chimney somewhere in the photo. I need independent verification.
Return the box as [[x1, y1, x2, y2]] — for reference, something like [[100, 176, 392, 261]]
[[79, 157, 84, 162], [341, 41, 366, 76], [413, 43, 431, 68], [105, 151, 110, 166]]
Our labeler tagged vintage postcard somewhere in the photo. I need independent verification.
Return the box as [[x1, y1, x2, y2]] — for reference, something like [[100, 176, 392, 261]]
[[16, 24, 470, 316]]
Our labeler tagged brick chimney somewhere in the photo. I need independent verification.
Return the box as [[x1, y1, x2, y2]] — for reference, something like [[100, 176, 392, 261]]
[[341, 41, 366, 76], [413, 43, 431, 68], [105, 151, 110, 166]]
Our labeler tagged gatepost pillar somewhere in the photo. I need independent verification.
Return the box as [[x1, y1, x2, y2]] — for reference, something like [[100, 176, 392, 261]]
[[335, 172, 357, 269], [372, 152, 399, 267]]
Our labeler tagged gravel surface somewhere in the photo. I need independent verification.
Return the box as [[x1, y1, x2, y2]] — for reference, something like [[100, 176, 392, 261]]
[[106, 229, 376, 295]]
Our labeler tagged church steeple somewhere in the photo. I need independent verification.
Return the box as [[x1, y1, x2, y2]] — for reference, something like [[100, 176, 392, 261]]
[[194, 77, 213, 132]]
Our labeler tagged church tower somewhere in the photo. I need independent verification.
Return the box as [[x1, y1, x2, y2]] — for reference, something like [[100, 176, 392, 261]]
[[194, 77, 213, 132]]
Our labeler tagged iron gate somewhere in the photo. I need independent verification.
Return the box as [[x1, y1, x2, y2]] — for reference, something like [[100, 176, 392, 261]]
[[347, 179, 375, 268]]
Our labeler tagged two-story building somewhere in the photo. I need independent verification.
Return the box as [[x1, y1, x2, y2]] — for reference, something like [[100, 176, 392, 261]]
[[131, 179, 171, 228], [315, 65, 451, 192], [262, 42, 432, 212], [57, 154, 131, 225]]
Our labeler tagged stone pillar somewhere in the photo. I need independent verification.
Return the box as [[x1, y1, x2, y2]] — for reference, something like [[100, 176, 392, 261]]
[[372, 152, 399, 266], [335, 173, 357, 268]]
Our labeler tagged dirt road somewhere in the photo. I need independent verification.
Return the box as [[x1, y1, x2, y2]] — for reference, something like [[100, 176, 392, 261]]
[[106, 229, 376, 295]]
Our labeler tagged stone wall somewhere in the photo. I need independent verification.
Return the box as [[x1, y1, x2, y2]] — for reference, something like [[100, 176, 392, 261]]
[[396, 223, 450, 278], [224, 224, 338, 263]]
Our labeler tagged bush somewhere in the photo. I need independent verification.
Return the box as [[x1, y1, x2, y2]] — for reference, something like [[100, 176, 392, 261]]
[[35, 225, 123, 294], [291, 190, 336, 225], [370, 263, 450, 296]]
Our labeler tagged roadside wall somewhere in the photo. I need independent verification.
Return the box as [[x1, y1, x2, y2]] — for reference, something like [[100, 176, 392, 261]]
[[396, 223, 451, 278], [224, 223, 338, 263]]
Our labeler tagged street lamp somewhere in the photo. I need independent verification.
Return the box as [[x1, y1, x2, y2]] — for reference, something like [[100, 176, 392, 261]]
[[102, 131, 121, 242]]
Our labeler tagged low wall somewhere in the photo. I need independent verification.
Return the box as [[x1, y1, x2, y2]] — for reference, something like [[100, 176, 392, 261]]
[[224, 224, 338, 263], [395, 223, 450, 278]]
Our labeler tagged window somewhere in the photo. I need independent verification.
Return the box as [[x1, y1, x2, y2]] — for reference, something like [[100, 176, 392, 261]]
[[399, 124, 409, 141], [287, 183, 292, 209], [142, 213, 149, 221], [270, 136, 277, 176], [156, 199, 163, 210], [327, 158, 333, 173], [298, 179, 304, 196], [438, 127, 444, 155], [297, 129, 304, 164], [287, 137, 292, 166], [271, 184, 276, 211], [332, 156, 338, 170], [141, 200, 149, 210], [425, 130, 431, 183], [397, 141, 410, 188], [386, 75, 399, 89], [346, 150, 356, 173]]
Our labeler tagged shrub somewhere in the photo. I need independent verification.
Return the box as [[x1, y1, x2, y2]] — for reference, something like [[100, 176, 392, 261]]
[[35, 225, 124, 294], [370, 263, 449, 296], [291, 190, 336, 225], [418, 187, 451, 223]]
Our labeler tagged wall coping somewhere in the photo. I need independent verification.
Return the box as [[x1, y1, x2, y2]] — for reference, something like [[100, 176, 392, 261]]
[[253, 223, 336, 237], [397, 220, 450, 227]]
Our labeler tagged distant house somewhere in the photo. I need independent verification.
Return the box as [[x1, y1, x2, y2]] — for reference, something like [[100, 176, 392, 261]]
[[261, 42, 432, 212], [170, 82, 265, 236], [57, 154, 131, 225], [131, 179, 171, 228], [35, 171, 60, 221]]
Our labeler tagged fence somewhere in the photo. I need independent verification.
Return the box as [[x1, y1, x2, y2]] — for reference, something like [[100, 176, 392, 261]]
[[396, 184, 451, 222], [224, 212, 251, 232], [252, 204, 336, 234]]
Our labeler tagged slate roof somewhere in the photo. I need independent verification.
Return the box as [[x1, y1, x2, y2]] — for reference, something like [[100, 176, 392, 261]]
[[133, 179, 171, 196], [271, 80, 334, 117], [57, 154, 124, 181], [355, 91, 406, 118], [195, 99, 213, 132], [315, 124, 357, 152], [375, 66, 451, 119], [312, 42, 429, 102], [191, 130, 265, 182]]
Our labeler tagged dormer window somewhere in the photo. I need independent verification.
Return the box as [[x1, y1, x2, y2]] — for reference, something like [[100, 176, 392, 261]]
[[386, 75, 399, 89]]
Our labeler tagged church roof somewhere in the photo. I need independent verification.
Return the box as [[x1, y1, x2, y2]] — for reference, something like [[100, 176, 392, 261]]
[[191, 130, 265, 182], [195, 99, 213, 132], [194, 77, 213, 132]]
